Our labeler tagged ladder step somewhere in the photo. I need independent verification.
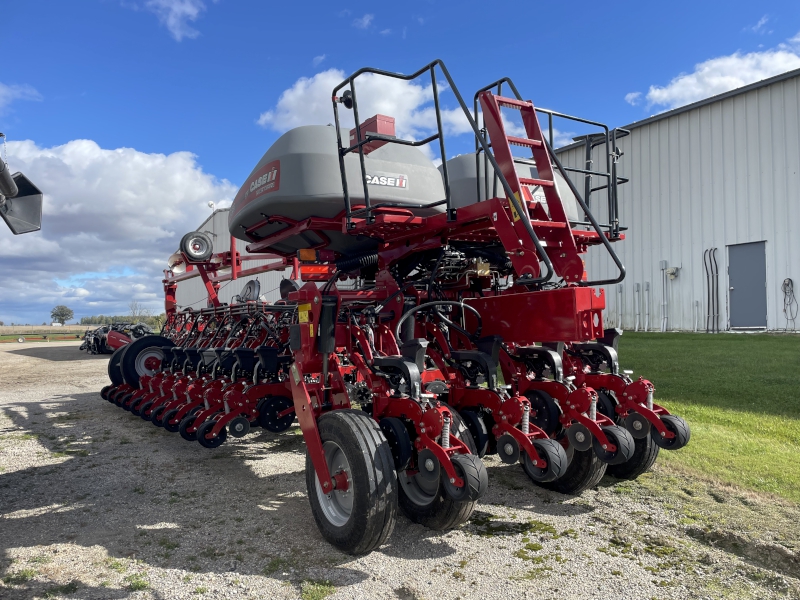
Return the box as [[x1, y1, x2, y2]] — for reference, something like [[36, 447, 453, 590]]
[[507, 136, 542, 148], [495, 96, 532, 110], [520, 177, 554, 188]]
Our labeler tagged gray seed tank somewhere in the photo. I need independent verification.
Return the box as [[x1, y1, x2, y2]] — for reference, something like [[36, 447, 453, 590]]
[[229, 123, 445, 255]]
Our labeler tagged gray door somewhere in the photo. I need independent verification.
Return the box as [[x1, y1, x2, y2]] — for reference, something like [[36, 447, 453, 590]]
[[728, 241, 767, 328]]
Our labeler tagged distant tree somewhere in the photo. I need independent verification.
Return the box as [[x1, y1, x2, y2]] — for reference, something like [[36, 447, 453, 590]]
[[42, 322, 47, 326], [129, 300, 152, 321], [0, 320, 4, 326], [50, 305, 74, 325]]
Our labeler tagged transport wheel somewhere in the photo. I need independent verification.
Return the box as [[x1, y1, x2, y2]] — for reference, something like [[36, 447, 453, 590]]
[[107, 346, 126, 387], [459, 410, 489, 458], [652, 415, 691, 450], [162, 409, 182, 433], [119, 336, 172, 388], [138, 400, 156, 420], [607, 434, 660, 480], [526, 390, 561, 436], [305, 410, 397, 555], [197, 420, 228, 448], [257, 396, 295, 432], [150, 405, 167, 427], [442, 454, 488, 502], [180, 231, 213, 262], [521, 438, 569, 484], [179, 414, 200, 442], [537, 442, 607, 495], [593, 425, 635, 465], [398, 408, 485, 530]]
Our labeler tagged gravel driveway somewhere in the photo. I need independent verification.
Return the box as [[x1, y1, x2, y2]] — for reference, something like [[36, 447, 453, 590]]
[[1, 342, 798, 599]]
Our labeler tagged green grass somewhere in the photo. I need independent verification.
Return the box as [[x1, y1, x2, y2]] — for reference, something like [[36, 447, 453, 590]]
[[619, 332, 800, 501], [300, 579, 336, 600], [3, 568, 37, 585]]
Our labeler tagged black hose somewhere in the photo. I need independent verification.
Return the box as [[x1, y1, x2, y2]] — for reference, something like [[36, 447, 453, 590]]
[[0, 159, 18, 199], [394, 300, 482, 341], [336, 252, 378, 272]]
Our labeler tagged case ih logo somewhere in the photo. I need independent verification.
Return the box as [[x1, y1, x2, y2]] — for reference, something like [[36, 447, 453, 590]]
[[245, 162, 280, 200], [366, 173, 407, 188]]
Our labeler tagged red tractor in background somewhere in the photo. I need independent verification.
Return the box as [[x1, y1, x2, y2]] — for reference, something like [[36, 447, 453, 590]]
[[100, 60, 690, 555]]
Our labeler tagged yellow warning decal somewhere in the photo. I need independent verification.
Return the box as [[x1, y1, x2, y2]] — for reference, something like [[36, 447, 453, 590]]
[[298, 303, 312, 323], [309, 324, 314, 337], [509, 192, 522, 222]]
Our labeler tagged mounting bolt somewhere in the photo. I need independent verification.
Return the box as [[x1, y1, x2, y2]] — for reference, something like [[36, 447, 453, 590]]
[[449, 478, 455, 484], [314, 296, 319, 304], [602, 444, 608, 449], [661, 431, 666, 437], [633, 421, 643, 430], [425, 459, 435, 472], [532, 460, 538, 466], [323, 482, 329, 488]]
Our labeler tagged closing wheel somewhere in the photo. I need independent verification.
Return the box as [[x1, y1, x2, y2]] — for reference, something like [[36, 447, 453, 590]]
[[228, 416, 251, 438], [162, 408, 182, 433], [117, 393, 133, 409], [459, 410, 489, 458], [305, 410, 397, 555], [398, 407, 482, 530], [521, 438, 569, 484], [179, 414, 200, 442], [652, 415, 691, 450], [138, 400, 155, 421], [607, 434, 660, 480], [537, 440, 607, 495], [257, 396, 295, 432], [100, 385, 113, 401], [593, 425, 635, 465], [526, 390, 561, 436], [197, 420, 228, 448], [150, 405, 167, 427], [442, 453, 488, 502]]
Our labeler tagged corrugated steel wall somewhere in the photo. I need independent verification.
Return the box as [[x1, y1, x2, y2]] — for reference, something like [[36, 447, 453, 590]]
[[173, 209, 291, 310], [557, 75, 800, 331]]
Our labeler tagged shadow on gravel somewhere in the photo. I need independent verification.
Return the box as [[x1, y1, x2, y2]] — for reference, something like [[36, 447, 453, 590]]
[[0, 392, 473, 595], [8, 345, 106, 362]]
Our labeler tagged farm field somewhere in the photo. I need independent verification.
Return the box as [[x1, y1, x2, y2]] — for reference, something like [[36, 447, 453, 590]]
[[0, 340, 798, 599]]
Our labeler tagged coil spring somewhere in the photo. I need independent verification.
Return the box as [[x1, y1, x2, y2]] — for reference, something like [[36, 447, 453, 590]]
[[521, 404, 530, 435], [441, 415, 451, 449], [336, 252, 378, 272]]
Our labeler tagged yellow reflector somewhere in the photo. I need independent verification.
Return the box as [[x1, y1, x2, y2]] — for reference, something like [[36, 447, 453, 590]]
[[298, 248, 317, 262]]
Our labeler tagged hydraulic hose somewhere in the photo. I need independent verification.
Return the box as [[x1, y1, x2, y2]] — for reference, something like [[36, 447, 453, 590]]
[[394, 300, 482, 342]]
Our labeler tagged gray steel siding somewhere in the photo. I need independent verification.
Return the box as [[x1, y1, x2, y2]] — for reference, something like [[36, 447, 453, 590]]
[[172, 209, 292, 310], [557, 75, 800, 330]]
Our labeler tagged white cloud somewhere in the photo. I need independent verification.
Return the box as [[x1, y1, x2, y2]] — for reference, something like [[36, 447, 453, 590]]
[[312, 54, 326, 67], [380, 29, 391, 35], [749, 15, 771, 34], [645, 40, 800, 110], [0, 83, 42, 114], [257, 68, 472, 140], [0, 139, 236, 323], [624, 91, 642, 106], [145, 0, 206, 41], [352, 14, 374, 29]]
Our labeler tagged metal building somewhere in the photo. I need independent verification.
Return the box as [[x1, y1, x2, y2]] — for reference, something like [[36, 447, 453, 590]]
[[557, 68, 800, 332], [169, 208, 292, 310]]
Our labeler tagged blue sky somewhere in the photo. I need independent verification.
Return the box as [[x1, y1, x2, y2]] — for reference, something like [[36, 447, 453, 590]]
[[2, 0, 800, 324]]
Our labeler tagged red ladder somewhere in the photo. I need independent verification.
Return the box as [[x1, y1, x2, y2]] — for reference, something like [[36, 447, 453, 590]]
[[478, 92, 584, 283]]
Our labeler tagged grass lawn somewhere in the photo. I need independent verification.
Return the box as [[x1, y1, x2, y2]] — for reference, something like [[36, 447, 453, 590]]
[[618, 332, 800, 502], [0, 334, 82, 343]]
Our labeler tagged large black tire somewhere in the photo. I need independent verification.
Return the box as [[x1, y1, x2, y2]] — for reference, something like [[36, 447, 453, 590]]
[[107, 346, 126, 386], [607, 434, 660, 480], [592, 425, 636, 465], [459, 409, 489, 458], [120, 336, 172, 388], [305, 410, 397, 555], [398, 407, 485, 530], [537, 444, 607, 495]]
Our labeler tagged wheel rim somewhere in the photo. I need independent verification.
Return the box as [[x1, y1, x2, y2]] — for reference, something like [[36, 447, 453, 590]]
[[399, 467, 439, 507], [314, 441, 353, 527], [186, 236, 210, 259], [135, 348, 163, 377]]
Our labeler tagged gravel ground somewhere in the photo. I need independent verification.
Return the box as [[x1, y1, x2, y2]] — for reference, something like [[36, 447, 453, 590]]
[[1, 342, 798, 600]]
